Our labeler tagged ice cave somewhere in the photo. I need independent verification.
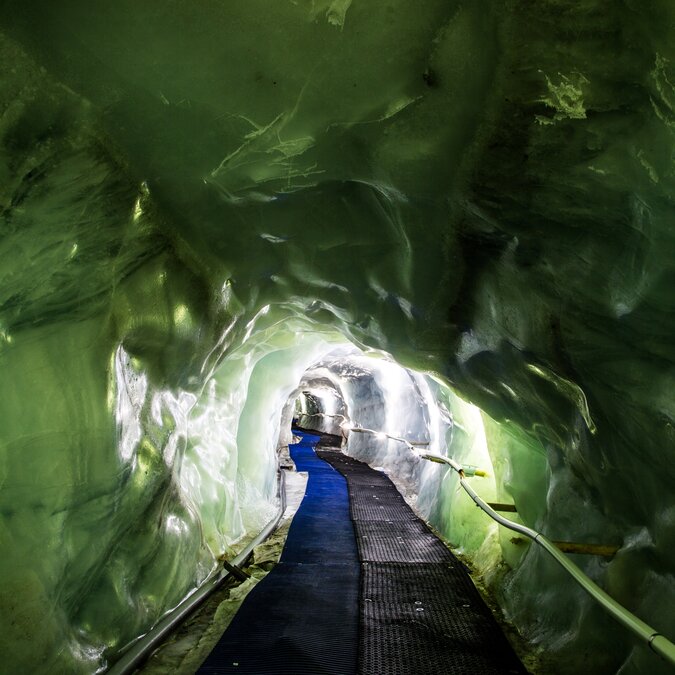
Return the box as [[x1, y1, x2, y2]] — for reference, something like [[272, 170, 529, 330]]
[[0, 1, 674, 674]]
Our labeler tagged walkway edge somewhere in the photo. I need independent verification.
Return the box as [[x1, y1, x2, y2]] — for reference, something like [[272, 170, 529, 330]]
[[107, 470, 287, 675]]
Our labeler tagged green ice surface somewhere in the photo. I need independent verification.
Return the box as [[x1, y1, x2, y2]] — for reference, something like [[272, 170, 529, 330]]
[[0, 1, 674, 673]]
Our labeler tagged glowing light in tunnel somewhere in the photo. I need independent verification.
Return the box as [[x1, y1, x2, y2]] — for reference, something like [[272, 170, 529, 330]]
[[173, 304, 189, 325]]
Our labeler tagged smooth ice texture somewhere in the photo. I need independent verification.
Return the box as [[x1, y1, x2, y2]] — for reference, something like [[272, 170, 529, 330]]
[[0, 2, 674, 674]]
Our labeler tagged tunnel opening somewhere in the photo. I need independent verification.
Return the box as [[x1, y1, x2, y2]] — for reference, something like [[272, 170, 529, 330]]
[[284, 350, 506, 577]]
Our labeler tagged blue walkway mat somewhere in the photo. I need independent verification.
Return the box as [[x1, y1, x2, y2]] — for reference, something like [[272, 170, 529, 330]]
[[197, 431, 360, 675]]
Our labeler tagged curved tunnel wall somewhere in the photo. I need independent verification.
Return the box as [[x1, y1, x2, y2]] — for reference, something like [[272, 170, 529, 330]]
[[289, 353, 505, 576], [0, 2, 673, 674]]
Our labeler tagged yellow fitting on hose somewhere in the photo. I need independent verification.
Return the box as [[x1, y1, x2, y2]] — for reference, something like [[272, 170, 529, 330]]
[[462, 465, 488, 478]]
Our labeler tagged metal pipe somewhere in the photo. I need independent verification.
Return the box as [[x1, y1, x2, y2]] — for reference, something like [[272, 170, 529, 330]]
[[418, 452, 675, 667], [107, 470, 287, 675]]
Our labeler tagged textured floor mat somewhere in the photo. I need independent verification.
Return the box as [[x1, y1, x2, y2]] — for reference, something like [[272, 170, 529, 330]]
[[200, 440, 524, 675], [319, 448, 526, 675], [199, 562, 359, 675], [348, 485, 418, 521], [360, 563, 525, 675], [355, 519, 455, 563], [350, 497, 419, 522]]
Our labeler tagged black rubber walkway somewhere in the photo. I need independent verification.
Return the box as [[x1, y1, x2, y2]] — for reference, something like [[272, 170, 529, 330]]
[[317, 448, 526, 675], [198, 431, 526, 675]]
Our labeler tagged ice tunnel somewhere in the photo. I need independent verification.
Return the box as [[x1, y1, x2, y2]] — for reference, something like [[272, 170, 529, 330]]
[[0, 1, 674, 674]]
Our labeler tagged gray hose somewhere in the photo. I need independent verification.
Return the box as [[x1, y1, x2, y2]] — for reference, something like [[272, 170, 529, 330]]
[[418, 452, 675, 667]]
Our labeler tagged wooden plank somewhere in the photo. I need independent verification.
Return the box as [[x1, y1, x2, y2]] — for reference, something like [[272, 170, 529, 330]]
[[487, 502, 518, 512], [508, 537, 619, 557], [551, 541, 620, 557]]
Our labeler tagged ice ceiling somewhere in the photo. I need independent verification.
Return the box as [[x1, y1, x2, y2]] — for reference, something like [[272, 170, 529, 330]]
[[0, 1, 674, 674]]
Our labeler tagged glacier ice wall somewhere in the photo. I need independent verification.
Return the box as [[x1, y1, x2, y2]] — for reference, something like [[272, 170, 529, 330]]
[[0, 1, 674, 673]]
